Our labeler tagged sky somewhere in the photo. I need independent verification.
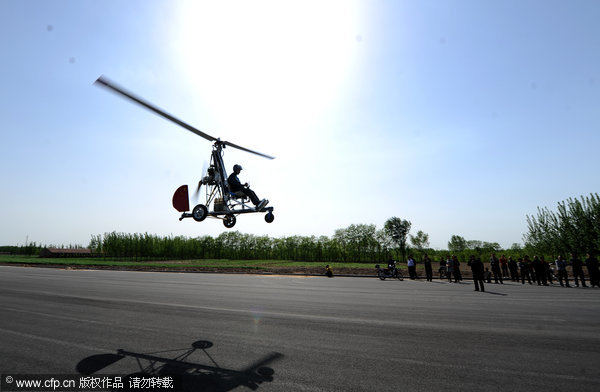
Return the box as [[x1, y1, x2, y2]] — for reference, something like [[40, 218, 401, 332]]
[[1, 0, 599, 250]]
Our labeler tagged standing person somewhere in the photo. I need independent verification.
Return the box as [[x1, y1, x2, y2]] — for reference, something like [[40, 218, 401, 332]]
[[585, 253, 600, 287], [489, 254, 503, 284], [446, 256, 454, 282], [555, 255, 571, 287], [508, 256, 519, 282], [452, 255, 462, 282], [500, 255, 509, 278], [407, 256, 417, 280], [542, 256, 554, 285], [468, 255, 485, 292], [528, 255, 537, 282], [532, 256, 547, 286], [423, 254, 433, 282], [569, 253, 587, 288], [519, 256, 532, 285]]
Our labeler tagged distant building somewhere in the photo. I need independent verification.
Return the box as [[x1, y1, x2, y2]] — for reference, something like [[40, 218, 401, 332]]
[[40, 248, 92, 258]]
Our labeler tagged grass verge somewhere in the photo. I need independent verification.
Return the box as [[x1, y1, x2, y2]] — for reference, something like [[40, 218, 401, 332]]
[[0, 255, 376, 275]]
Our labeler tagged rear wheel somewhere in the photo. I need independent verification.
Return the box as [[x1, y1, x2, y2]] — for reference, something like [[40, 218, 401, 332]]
[[192, 204, 208, 222], [223, 215, 236, 228], [378, 270, 386, 280]]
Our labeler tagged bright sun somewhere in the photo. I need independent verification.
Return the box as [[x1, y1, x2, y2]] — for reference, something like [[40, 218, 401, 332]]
[[172, 0, 359, 142]]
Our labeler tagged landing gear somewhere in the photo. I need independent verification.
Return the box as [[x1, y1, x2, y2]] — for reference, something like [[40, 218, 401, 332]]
[[192, 204, 208, 222], [265, 212, 274, 223], [223, 215, 236, 228], [176, 191, 274, 227]]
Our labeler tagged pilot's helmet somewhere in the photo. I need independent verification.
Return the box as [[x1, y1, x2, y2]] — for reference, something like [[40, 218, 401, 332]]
[[233, 164, 243, 172]]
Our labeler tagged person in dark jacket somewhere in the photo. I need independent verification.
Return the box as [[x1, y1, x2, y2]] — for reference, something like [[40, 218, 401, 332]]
[[423, 254, 433, 282], [452, 255, 462, 282], [541, 256, 554, 285], [555, 255, 571, 287], [489, 254, 503, 284], [532, 256, 547, 286], [508, 256, 519, 282], [519, 256, 532, 284], [468, 255, 485, 292], [585, 253, 600, 287], [569, 253, 587, 287], [227, 164, 268, 210]]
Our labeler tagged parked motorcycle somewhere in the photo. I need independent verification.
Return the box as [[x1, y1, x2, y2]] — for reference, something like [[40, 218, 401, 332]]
[[375, 264, 403, 280]]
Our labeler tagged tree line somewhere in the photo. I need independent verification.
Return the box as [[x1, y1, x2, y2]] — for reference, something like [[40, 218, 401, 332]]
[[524, 193, 600, 257], [83, 218, 413, 261], [84, 217, 522, 262], [4, 193, 597, 262], [89, 222, 400, 262]]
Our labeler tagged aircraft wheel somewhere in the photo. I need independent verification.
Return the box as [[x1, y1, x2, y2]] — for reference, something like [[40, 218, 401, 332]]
[[192, 204, 208, 222], [265, 212, 274, 223], [223, 215, 236, 228]]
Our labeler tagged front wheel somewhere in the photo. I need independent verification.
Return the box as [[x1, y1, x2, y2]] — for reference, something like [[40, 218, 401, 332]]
[[265, 212, 274, 223], [396, 270, 404, 281], [223, 215, 236, 228], [192, 204, 208, 222], [378, 270, 386, 280]]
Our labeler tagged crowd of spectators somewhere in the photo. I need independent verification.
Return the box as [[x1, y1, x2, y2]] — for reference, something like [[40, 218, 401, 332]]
[[404, 253, 600, 292]]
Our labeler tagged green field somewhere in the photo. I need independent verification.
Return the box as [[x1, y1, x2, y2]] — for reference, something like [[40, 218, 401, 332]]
[[0, 254, 374, 273]]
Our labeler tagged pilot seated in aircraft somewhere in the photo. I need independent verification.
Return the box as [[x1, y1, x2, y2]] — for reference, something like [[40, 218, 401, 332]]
[[228, 164, 268, 211]]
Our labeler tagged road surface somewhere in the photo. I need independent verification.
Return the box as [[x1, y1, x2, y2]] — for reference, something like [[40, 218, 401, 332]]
[[1, 266, 599, 391]]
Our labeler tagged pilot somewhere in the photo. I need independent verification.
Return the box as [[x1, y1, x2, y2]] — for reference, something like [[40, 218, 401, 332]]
[[228, 164, 268, 211]]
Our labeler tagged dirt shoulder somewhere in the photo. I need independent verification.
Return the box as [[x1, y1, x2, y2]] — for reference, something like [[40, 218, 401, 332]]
[[0, 262, 375, 276], [1, 262, 477, 278]]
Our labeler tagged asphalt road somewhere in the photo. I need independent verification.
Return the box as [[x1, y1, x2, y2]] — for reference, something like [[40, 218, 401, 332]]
[[1, 266, 599, 392]]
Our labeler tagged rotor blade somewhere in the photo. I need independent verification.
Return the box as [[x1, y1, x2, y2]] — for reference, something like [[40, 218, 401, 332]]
[[223, 140, 275, 160], [94, 75, 217, 143]]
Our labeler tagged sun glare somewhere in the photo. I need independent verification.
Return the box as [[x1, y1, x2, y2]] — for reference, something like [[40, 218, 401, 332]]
[[172, 0, 358, 145]]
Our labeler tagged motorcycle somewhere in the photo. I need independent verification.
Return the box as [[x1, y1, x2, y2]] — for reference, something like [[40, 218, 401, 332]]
[[375, 264, 403, 281], [438, 265, 447, 280]]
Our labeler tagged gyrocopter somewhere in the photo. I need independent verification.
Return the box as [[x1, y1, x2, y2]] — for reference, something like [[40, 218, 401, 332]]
[[95, 76, 274, 229]]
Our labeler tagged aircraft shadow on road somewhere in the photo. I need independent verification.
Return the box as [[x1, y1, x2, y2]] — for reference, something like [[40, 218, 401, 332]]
[[76, 340, 283, 391]]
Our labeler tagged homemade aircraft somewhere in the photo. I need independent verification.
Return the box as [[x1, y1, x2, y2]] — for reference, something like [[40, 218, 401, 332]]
[[95, 76, 274, 228]]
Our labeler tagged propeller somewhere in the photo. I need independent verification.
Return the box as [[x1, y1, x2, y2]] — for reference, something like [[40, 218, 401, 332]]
[[94, 75, 275, 160], [193, 160, 209, 203]]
